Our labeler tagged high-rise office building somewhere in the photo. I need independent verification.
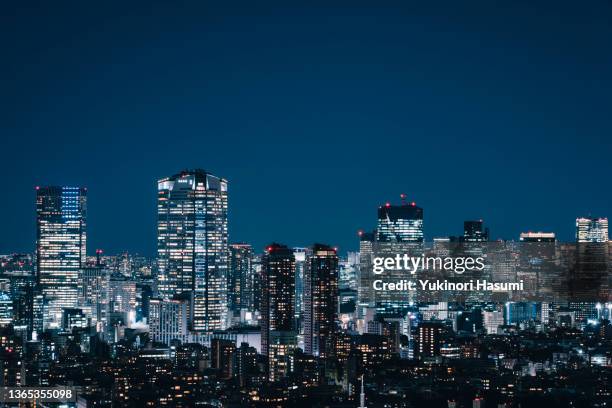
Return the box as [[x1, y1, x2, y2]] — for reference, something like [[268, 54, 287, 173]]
[[36, 186, 87, 330], [109, 275, 137, 323], [157, 170, 228, 333], [293, 247, 310, 324], [228, 243, 253, 312], [576, 217, 609, 243], [376, 202, 423, 243], [574, 217, 608, 302], [463, 220, 489, 242], [261, 243, 295, 357], [81, 265, 110, 330], [149, 297, 190, 346], [357, 231, 375, 313], [303, 244, 338, 359]]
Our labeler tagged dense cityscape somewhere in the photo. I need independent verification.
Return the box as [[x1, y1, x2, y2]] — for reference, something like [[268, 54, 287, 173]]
[[0, 169, 609, 407]]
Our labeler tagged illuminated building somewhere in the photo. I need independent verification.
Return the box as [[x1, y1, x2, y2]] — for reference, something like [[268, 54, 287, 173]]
[[261, 243, 295, 359], [576, 217, 609, 243], [228, 243, 253, 312], [148, 297, 190, 346], [504, 302, 537, 325], [483, 309, 504, 334], [157, 170, 228, 333], [109, 276, 136, 323], [353, 334, 391, 368], [81, 266, 110, 330], [0, 293, 13, 326], [339, 251, 359, 290], [376, 201, 423, 243], [303, 244, 338, 358], [36, 186, 87, 330], [293, 247, 309, 325], [417, 322, 444, 358], [519, 232, 556, 242], [267, 330, 296, 382], [357, 231, 375, 313]]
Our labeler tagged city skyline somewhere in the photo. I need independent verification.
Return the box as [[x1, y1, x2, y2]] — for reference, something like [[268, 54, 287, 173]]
[[1, 3, 611, 406]]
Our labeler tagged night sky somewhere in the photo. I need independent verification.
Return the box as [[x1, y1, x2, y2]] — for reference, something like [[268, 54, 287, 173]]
[[1, 1, 611, 256]]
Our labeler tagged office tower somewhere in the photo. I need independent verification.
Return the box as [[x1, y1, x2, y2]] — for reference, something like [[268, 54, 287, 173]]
[[574, 217, 608, 301], [357, 231, 375, 313], [228, 243, 253, 312], [339, 251, 359, 290], [576, 217, 609, 243], [157, 170, 229, 333], [293, 247, 310, 323], [463, 220, 489, 242], [520, 232, 556, 242], [377, 202, 423, 243], [109, 276, 136, 322], [303, 244, 338, 359], [148, 297, 190, 346], [251, 254, 263, 313], [417, 322, 444, 358], [261, 243, 295, 357], [80, 266, 110, 329], [36, 186, 87, 330]]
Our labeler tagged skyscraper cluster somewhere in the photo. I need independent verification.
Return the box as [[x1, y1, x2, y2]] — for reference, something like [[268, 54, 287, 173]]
[[10, 176, 608, 406]]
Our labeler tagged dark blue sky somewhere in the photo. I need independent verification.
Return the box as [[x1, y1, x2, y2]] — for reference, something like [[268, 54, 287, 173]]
[[1, 1, 611, 256]]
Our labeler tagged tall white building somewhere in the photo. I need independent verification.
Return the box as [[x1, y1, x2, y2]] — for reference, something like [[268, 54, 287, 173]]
[[157, 170, 229, 333]]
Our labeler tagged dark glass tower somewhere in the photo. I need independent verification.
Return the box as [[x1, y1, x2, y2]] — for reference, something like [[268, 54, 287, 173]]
[[261, 243, 295, 357], [228, 243, 253, 312], [157, 170, 228, 333], [303, 244, 338, 359], [463, 220, 489, 242], [36, 186, 87, 330]]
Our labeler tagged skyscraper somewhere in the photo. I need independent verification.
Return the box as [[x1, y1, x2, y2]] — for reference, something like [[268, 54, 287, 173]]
[[293, 247, 310, 325], [228, 243, 253, 312], [36, 186, 87, 330], [157, 170, 228, 333], [576, 217, 609, 243], [261, 243, 295, 357], [376, 202, 423, 242], [303, 244, 338, 359]]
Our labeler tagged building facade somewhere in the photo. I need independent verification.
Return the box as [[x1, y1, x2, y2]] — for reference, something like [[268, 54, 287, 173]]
[[303, 244, 338, 359], [157, 170, 229, 333], [36, 186, 87, 330]]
